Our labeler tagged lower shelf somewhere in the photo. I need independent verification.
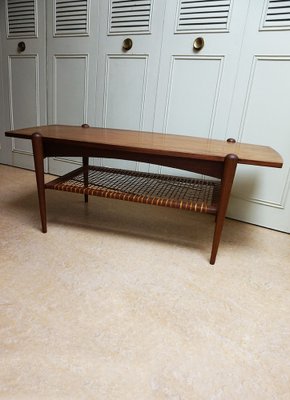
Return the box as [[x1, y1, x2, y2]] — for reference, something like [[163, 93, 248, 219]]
[[45, 166, 220, 214]]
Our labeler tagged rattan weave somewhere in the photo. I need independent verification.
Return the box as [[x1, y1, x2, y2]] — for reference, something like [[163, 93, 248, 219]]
[[45, 166, 220, 214]]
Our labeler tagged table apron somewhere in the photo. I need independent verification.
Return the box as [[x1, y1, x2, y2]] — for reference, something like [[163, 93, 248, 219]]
[[43, 140, 225, 179]]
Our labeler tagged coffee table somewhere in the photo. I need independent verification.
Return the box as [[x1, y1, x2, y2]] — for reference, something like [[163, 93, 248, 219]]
[[5, 124, 283, 264]]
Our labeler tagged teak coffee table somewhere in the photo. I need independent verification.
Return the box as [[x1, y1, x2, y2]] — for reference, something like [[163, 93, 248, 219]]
[[5, 124, 283, 264]]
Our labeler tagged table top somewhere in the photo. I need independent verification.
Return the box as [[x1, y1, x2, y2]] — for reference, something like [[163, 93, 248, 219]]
[[5, 125, 283, 168]]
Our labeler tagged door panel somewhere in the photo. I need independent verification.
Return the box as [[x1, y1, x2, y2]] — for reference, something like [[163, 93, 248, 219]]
[[96, 0, 167, 172], [109, 0, 153, 34], [103, 55, 148, 130], [226, 0, 290, 232], [164, 56, 223, 136], [6, 0, 37, 38], [0, 0, 46, 168], [50, 55, 89, 171], [53, 55, 88, 124], [152, 0, 250, 176], [9, 56, 39, 129], [54, 0, 89, 36], [158, 55, 224, 177], [102, 54, 149, 171], [47, 0, 99, 175], [176, 0, 233, 33], [154, 0, 250, 141], [8, 55, 39, 167], [234, 57, 290, 205]]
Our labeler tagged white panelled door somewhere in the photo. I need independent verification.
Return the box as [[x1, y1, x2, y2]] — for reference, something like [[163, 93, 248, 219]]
[[151, 0, 250, 176], [46, 0, 99, 175], [153, 0, 250, 139], [0, 0, 46, 169], [95, 0, 167, 171], [226, 0, 290, 233]]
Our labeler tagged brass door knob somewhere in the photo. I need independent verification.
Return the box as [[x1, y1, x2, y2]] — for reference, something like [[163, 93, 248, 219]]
[[17, 41, 26, 53], [193, 37, 204, 52], [122, 38, 133, 52]]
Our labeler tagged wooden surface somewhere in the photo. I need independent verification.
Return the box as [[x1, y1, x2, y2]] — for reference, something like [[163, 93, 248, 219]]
[[6, 125, 283, 168]]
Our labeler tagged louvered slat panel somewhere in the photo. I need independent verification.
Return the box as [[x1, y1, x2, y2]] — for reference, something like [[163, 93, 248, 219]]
[[109, 0, 152, 34], [54, 0, 89, 36], [263, 0, 290, 29], [7, 0, 36, 38], [177, 0, 231, 33]]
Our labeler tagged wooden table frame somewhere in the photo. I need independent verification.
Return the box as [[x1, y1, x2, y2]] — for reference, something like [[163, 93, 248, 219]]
[[6, 124, 283, 265]]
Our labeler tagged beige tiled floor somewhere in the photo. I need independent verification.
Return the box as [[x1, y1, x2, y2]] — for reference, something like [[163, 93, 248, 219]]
[[0, 164, 290, 399]]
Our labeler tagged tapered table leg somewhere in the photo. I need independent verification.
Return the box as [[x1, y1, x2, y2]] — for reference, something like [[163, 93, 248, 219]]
[[83, 156, 89, 203], [210, 154, 238, 265], [32, 133, 47, 233]]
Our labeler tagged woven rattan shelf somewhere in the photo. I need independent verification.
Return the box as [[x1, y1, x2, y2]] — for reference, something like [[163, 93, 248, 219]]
[[45, 166, 220, 214]]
